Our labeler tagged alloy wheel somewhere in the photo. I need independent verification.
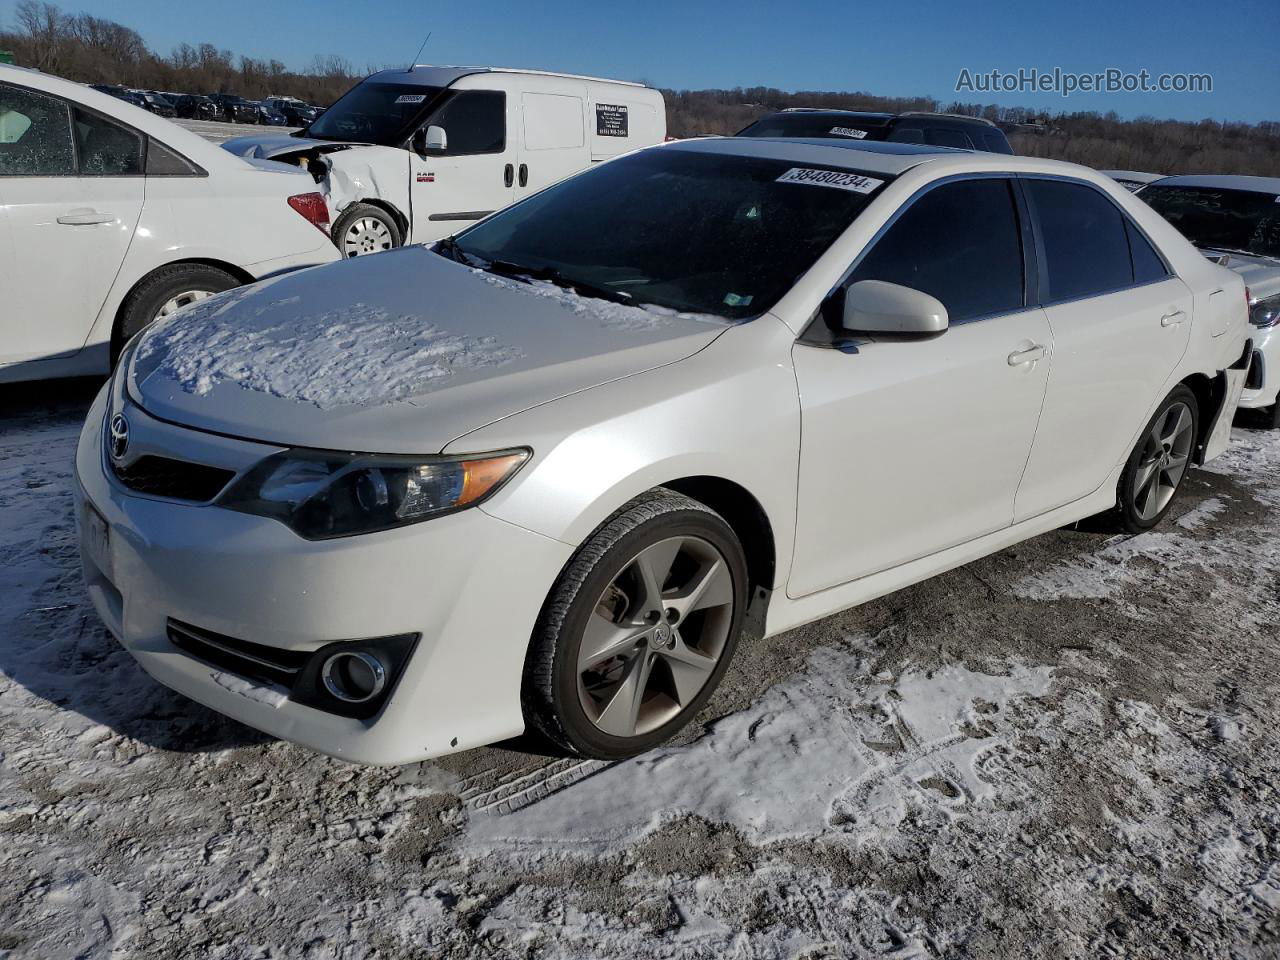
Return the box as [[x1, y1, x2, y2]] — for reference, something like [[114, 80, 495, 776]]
[[343, 217, 394, 257], [576, 536, 736, 738], [1131, 401, 1194, 522]]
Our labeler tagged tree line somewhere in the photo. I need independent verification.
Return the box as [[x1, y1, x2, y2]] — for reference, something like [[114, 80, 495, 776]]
[[3, 0, 1278, 176]]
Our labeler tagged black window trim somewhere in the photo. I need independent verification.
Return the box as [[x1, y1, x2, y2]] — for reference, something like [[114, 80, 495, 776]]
[[0, 79, 206, 179], [801, 172, 1035, 345], [1018, 172, 1173, 308], [403, 88, 508, 157]]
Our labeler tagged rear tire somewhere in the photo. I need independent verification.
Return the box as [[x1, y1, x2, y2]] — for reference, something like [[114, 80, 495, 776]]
[[522, 489, 748, 760], [332, 203, 403, 258], [1115, 385, 1199, 533], [112, 263, 239, 367]]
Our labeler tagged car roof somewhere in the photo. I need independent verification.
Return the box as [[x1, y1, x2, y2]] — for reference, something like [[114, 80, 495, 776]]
[[365, 64, 650, 89], [662, 135, 1114, 183], [1148, 174, 1280, 195]]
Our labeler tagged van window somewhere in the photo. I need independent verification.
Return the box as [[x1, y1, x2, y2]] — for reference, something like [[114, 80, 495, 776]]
[[1026, 179, 1132, 301], [429, 90, 506, 155], [845, 178, 1025, 323], [523, 93, 584, 151], [0, 82, 75, 176]]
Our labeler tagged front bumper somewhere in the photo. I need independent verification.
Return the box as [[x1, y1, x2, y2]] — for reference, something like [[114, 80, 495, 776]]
[[74, 387, 572, 764]]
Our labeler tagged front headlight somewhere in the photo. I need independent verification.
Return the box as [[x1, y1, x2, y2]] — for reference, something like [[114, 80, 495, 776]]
[[217, 448, 530, 539], [1250, 294, 1280, 329]]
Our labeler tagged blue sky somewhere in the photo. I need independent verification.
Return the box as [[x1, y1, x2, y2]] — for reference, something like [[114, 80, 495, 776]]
[[2, 0, 1276, 123]]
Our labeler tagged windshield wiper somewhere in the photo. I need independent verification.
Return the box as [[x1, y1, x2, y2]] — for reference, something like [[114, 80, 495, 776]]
[[482, 259, 635, 305]]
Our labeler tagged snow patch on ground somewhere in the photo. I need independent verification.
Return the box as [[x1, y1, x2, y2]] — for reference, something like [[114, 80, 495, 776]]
[[135, 289, 524, 409], [472, 646, 1053, 849]]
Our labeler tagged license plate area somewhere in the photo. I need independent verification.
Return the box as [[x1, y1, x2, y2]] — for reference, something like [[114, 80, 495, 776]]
[[83, 503, 114, 582]]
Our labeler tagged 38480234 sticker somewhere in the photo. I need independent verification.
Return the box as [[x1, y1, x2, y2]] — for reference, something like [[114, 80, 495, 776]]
[[829, 126, 868, 139], [775, 168, 884, 194]]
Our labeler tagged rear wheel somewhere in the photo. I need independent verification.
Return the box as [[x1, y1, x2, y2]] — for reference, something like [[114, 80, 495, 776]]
[[522, 490, 748, 760], [112, 263, 239, 366], [332, 203, 402, 258], [1116, 386, 1199, 533]]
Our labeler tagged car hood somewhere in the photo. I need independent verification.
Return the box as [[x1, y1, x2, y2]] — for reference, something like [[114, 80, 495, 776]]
[[222, 134, 370, 160], [1205, 249, 1280, 301], [128, 247, 728, 453]]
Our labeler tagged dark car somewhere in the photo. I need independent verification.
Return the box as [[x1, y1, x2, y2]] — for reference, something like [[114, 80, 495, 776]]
[[208, 94, 259, 123], [90, 84, 148, 110], [251, 100, 289, 126], [138, 91, 177, 118], [736, 109, 1014, 154], [174, 94, 218, 120], [260, 96, 319, 126]]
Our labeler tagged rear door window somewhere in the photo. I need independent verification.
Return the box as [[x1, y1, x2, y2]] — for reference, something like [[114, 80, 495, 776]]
[[0, 82, 75, 176], [73, 108, 144, 175], [1026, 179, 1133, 301], [846, 178, 1025, 323]]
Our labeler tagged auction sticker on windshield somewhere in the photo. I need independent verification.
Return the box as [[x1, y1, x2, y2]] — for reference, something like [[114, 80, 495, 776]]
[[776, 168, 884, 193], [829, 126, 868, 139]]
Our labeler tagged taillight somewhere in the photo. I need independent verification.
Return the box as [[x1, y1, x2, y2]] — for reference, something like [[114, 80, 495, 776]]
[[287, 193, 330, 235]]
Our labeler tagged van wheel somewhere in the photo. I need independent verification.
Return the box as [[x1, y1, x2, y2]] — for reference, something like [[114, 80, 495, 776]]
[[1116, 385, 1199, 533], [522, 489, 748, 760], [333, 203, 402, 258], [112, 263, 239, 366]]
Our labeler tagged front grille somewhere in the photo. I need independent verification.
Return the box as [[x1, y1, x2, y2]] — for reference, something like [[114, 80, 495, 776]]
[[111, 455, 235, 502], [167, 619, 310, 687]]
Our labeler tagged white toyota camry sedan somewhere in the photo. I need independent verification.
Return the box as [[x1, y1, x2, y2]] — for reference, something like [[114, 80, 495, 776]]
[[76, 137, 1250, 764], [0, 65, 339, 384]]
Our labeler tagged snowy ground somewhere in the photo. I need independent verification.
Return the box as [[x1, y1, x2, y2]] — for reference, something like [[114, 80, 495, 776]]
[[2, 378, 1280, 959]]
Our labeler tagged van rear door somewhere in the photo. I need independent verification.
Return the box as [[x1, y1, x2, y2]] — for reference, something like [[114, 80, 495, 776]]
[[515, 76, 590, 197]]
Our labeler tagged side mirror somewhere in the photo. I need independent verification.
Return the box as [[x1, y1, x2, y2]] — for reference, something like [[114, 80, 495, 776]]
[[419, 124, 447, 153], [841, 279, 949, 336]]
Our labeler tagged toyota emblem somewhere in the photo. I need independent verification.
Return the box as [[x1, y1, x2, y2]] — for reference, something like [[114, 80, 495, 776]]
[[108, 413, 130, 461]]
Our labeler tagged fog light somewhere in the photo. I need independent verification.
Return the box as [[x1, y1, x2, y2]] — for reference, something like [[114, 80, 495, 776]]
[[321, 651, 386, 703]]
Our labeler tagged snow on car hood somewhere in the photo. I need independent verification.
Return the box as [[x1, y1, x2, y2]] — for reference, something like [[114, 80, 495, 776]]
[[129, 247, 728, 453]]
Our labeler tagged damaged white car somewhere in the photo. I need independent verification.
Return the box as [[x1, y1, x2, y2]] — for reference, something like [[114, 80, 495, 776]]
[[222, 65, 666, 257], [77, 139, 1249, 765]]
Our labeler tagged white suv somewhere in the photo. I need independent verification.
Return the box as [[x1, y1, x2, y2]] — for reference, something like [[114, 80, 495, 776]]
[[0, 65, 339, 384], [76, 138, 1249, 764]]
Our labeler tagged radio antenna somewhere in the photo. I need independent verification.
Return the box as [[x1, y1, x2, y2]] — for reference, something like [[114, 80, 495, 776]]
[[406, 32, 432, 72]]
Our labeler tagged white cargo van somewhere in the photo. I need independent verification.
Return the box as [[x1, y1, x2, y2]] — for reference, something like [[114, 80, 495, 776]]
[[222, 66, 666, 256]]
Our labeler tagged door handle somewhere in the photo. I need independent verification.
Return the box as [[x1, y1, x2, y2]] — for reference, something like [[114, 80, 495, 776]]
[[1007, 344, 1046, 366], [504, 163, 514, 188], [518, 163, 528, 188], [57, 210, 114, 226], [1160, 310, 1187, 327]]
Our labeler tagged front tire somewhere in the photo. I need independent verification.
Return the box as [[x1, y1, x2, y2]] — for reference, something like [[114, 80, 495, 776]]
[[112, 263, 239, 366], [1116, 385, 1199, 533], [332, 203, 403, 258], [522, 490, 749, 760]]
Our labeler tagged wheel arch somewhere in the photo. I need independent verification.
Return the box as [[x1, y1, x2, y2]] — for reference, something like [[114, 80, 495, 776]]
[[110, 258, 254, 345], [659, 475, 777, 632], [336, 198, 409, 243]]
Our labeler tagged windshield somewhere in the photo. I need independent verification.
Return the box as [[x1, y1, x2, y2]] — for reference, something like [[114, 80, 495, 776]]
[[1142, 185, 1280, 260], [307, 82, 442, 144], [449, 148, 890, 321], [737, 113, 889, 141]]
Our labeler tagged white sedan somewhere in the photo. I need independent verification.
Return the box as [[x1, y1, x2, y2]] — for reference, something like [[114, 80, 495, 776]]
[[76, 138, 1249, 764], [0, 65, 339, 384]]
